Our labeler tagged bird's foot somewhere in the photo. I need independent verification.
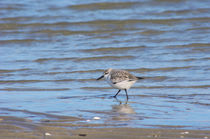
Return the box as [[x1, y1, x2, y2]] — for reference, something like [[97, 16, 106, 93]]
[[108, 96, 115, 99]]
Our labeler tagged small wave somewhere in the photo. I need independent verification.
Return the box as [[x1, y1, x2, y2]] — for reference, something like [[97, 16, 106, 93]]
[[170, 57, 210, 62], [0, 88, 70, 91], [81, 87, 112, 90], [68, 2, 139, 11], [34, 57, 76, 63], [0, 39, 42, 45], [141, 30, 165, 35], [42, 69, 104, 75], [191, 102, 210, 106], [136, 85, 210, 89], [0, 79, 96, 84], [75, 56, 134, 62], [166, 43, 210, 48], [34, 56, 134, 63], [32, 30, 95, 35], [0, 108, 82, 120], [129, 66, 193, 72], [143, 76, 168, 81], [0, 68, 30, 73], [81, 46, 145, 53]]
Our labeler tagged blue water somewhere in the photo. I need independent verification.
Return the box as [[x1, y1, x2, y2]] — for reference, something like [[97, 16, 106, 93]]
[[0, 0, 210, 129]]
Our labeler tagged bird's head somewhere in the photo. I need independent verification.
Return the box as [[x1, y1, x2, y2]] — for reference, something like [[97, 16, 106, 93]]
[[96, 68, 112, 80]]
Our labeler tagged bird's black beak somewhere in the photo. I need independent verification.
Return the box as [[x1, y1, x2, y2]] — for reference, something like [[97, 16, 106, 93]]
[[97, 75, 104, 80]]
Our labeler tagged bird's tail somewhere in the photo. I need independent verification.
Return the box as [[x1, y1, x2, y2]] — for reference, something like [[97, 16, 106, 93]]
[[137, 77, 144, 80]]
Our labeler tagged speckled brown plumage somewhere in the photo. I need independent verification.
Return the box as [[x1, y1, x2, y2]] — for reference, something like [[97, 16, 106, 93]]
[[109, 69, 138, 83]]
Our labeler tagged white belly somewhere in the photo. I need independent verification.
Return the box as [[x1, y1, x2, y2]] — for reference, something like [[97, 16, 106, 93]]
[[105, 76, 136, 90]]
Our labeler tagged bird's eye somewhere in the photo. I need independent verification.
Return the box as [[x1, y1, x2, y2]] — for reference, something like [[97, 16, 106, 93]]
[[104, 72, 108, 74]]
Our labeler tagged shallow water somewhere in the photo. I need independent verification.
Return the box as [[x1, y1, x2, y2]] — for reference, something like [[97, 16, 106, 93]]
[[0, 0, 210, 129]]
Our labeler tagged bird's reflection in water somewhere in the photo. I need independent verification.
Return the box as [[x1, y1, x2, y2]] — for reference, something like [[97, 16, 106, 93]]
[[111, 98, 136, 121]]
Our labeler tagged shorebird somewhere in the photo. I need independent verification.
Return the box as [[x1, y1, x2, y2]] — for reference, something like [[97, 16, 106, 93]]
[[97, 68, 143, 99]]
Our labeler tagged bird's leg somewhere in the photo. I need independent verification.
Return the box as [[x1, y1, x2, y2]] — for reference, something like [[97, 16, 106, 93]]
[[124, 89, 129, 100], [113, 90, 121, 98]]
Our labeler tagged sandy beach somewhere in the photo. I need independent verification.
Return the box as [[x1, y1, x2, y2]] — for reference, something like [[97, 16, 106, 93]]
[[1, 115, 210, 139]]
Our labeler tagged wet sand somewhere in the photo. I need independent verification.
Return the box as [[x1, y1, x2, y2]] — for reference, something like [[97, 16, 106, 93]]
[[1, 115, 210, 139]]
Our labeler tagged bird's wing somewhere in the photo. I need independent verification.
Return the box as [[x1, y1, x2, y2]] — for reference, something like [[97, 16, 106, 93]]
[[111, 70, 136, 84]]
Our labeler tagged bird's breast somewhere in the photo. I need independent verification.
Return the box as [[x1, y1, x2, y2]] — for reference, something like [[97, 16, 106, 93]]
[[105, 75, 136, 89]]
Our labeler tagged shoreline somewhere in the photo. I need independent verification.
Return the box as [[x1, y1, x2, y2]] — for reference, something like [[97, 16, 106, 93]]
[[0, 115, 210, 139]]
